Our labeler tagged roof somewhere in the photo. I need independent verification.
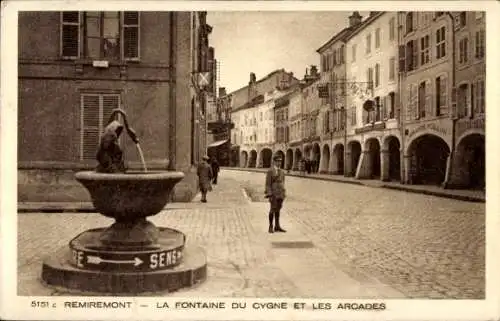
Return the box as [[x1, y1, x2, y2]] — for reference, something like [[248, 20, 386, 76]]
[[344, 12, 385, 41], [228, 69, 292, 97], [316, 27, 353, 53]]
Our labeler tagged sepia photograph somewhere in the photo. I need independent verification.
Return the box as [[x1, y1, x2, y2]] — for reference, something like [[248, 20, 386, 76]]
[[2, 1, 499, 320]]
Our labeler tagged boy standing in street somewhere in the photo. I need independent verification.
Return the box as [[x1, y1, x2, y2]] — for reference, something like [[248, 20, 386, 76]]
[[265, 155, 287, 233]]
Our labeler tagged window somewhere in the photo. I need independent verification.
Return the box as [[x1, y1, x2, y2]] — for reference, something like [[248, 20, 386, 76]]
[[436, 76, 447, 116], [418, 81, 426, 118], [366, 34, 371, 54], [459, 12, 467, 27], [406, 12, 414, 34], [475, 29, 485, 59], [340, 45, 345, 64], [389, 57, 396, 81], [459, 37, 469, 64], [351, 107, 357, 125], [388, 92, 396, 119], [367, 67, 374, 90], [436, 26, 446, 59], [476, 79, 485, 114], [420, 35, 430, 65], [375, 97, 381, 121], [375, 28, 381, 48], [352, 44, 357, 62], [389, 17, 395, 41], [61, 12, 81, 59], [80, 93, 120, 160], [375, 64, 380, 88], [60, 11, 140, 61], [406, 40, 418, 71]]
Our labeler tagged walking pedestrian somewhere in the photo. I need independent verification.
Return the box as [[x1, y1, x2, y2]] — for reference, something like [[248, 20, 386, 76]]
[[211, 157, 220, 185], [265, 155, 287, 233], [197, 155, 213, 203]]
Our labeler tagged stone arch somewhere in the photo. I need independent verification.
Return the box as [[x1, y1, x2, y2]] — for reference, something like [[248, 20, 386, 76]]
[[249, 150, 257, 168], [240, 150, 249, 168], [332, 143, 345, 175], [259, 148, 273, 168], [454, 132, 485, 189], [285, 148, 294, 171], [405, 131, 451, 156], [320, 144, 331, 174], [294, 148, 303, 170], [346, 140, 362, 177], [364, 137, 381, 179], [383, 135, 401, 181], [312, 143, 321, 173], [406, 134, 450, 185]]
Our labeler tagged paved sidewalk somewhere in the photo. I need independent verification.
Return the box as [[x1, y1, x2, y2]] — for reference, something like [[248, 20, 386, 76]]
[[224, 167, 486, 203], [17, 175, 407, 298]]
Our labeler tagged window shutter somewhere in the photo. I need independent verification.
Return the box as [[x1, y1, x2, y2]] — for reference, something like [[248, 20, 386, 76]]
[[61, 11, 80, 59], [412, 12, 418, 31], [412, 39, 419, 69], [425, 80, 432, 118], [440, 76, 448, 115], [471, 83, 476, 115], [81, 95, 100, 160], [411, 84, 418, 120], [399, 45, 406, 72], [394, 92, 400, 120], [122, 12, 140, 60], [382, 95, 387, 120], [102, 95, 120, 124]]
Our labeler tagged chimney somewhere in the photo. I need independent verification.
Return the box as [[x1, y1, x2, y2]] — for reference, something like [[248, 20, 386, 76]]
[[249, 72, 256, 84], [369, 11, 380, 17], [218, 87, 227, 97], [310, 65, 318, 77], [348, 11, 362, 27]]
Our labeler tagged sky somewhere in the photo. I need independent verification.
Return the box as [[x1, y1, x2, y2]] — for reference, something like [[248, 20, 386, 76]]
[[207, 11, 369, 94]]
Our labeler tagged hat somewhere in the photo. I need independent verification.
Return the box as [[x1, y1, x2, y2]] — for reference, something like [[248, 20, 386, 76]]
[[202, 155, 210, 161], [273, 155, 283, 161]]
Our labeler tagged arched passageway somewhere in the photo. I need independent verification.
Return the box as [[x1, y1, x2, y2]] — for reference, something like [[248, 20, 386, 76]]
[[249, 150, 257, 168], [285, 149, 294, 171], [260, 148, 273, 168], [455, 134, 485, 189], [240, 151, 248, 168], [274, 150, 285, 169], [365, 138, 381, 179], [408, 134, 449, 185], [312, 143, 321, 173], [294, 149, 302, 170], [386, 136, 401, 181], [333, 144, 344, 175], [320, 144, 331, 173], [347, 141, 362, 177]]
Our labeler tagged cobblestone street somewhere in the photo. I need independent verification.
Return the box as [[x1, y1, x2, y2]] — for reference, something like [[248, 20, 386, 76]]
[[18, 169, 485, 299]]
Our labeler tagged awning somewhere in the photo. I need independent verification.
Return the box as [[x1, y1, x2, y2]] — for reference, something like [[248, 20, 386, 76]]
[[207, 139, 228, 148]]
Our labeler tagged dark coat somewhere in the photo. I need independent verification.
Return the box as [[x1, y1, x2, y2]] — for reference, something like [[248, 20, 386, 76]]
[[211, 159, 220, 174], [197, 161, 213, 192], [265, 167, 286, 199]]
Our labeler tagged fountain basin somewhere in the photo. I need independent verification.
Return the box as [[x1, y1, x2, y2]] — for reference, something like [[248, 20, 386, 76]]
[[75, 171, 184, 221]]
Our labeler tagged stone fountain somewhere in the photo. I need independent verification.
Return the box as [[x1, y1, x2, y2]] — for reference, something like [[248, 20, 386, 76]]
[[41, 108, 207, 294]]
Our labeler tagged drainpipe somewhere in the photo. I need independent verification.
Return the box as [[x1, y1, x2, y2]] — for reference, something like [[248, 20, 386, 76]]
[[397, 14, 405, 184], [168, 12, 177, 170], [443, 12, 457, 188]]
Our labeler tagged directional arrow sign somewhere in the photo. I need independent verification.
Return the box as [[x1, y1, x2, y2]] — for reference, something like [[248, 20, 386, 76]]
[[87, 255, 143, 267]]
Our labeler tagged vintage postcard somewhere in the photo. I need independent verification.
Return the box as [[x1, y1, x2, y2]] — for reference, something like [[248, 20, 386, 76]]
[[1, 0, 499, 320]]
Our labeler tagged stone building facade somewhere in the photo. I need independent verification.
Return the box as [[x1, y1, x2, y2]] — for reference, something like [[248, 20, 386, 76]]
[[18, 11, 210, 202], [345, 11, 401, 181]]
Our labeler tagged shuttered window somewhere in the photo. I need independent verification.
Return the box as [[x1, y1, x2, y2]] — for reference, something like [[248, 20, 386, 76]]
[[60, 11, 139, 61], [80, 93, 121, 160], [122, 12, 140, 60], [61, 11, 81, 59]]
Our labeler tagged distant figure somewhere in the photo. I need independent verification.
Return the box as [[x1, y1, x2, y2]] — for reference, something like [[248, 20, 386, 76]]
[[305, 159, 311, 174], [299, 159, 306, 176], [96, 120, 126, 173], [211, 157, 220, 185], [197, 155, 213, 203], [265, 155, 287, 233]]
